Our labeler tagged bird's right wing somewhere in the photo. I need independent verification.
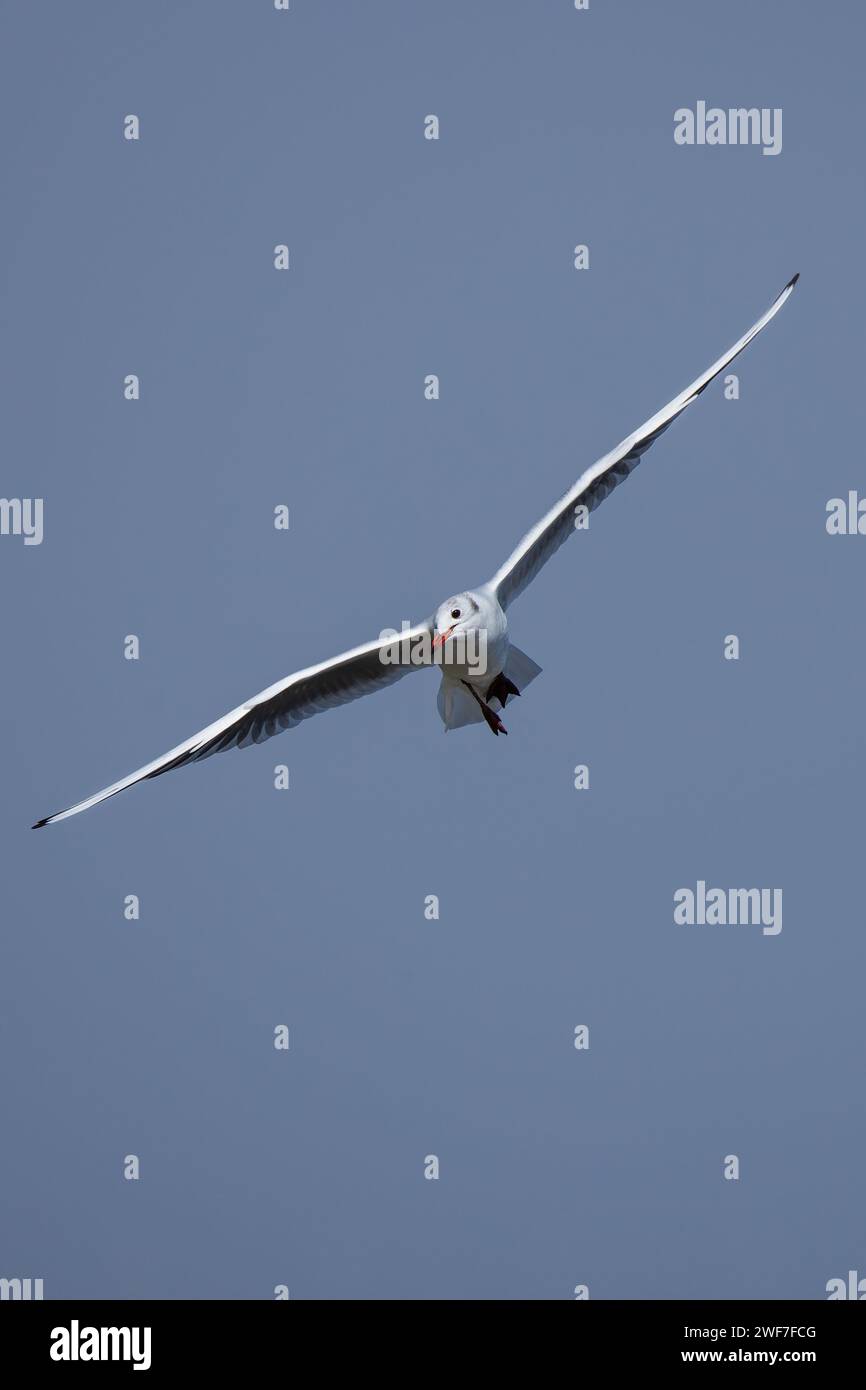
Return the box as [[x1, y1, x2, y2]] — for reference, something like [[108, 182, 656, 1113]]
[[487, 274, 799, 611], [33, 621, 433, 827]]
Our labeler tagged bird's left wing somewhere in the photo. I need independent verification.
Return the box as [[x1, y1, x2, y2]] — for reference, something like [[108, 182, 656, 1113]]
[[33, 621, 433, 827], [487, 274, 799, 611]]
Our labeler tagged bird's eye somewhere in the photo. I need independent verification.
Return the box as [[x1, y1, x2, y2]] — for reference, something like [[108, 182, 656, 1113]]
[[450, 608, 461, 620]]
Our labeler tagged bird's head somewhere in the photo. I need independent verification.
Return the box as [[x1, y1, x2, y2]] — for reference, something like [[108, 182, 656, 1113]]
[[432, 592, 483, 648]]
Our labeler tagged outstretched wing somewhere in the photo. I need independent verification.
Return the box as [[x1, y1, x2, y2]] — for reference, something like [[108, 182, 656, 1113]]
[[488, 275, 799, 611], [33, 622, 432, 827]]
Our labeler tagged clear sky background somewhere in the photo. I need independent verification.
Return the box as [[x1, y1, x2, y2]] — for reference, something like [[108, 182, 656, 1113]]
[[2, 1, 864, 1300]]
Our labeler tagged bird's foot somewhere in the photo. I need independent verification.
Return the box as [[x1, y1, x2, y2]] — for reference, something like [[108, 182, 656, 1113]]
[[486, 672, 520, 708], [462, 680, 508, 736], [482, 704, 508, 736]]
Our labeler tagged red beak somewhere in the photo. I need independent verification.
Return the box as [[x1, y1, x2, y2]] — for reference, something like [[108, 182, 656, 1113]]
[[432, 625, 454, 649]]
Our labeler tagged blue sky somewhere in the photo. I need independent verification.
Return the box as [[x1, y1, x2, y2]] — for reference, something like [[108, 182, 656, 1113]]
[[2, 1, 864, 1299]]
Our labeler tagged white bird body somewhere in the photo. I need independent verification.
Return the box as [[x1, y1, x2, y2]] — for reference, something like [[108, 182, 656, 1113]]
[[33, 276, 799, 826], [435, 588, 507, 730], [432, 589, 542, 731]]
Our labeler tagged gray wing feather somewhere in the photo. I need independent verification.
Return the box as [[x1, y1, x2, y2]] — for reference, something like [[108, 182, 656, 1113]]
[[489, 275, 798, 610], [34, 622, 432, 826]]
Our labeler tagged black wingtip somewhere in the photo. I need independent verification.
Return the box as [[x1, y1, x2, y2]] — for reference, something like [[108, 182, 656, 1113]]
[[32, 818, 49, 829], [772, 272, 799, 305]]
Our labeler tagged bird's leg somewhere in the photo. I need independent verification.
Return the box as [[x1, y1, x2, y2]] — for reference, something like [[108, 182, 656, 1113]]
[[462, 680, 508, 736], [486, 672, 520, 708]]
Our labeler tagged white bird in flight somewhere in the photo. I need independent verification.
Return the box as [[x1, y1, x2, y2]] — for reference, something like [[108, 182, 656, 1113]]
[[34, 275, 798, 827]]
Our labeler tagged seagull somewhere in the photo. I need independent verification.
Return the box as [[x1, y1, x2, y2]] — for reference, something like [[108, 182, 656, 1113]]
[[33, 275, 798, 827]]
